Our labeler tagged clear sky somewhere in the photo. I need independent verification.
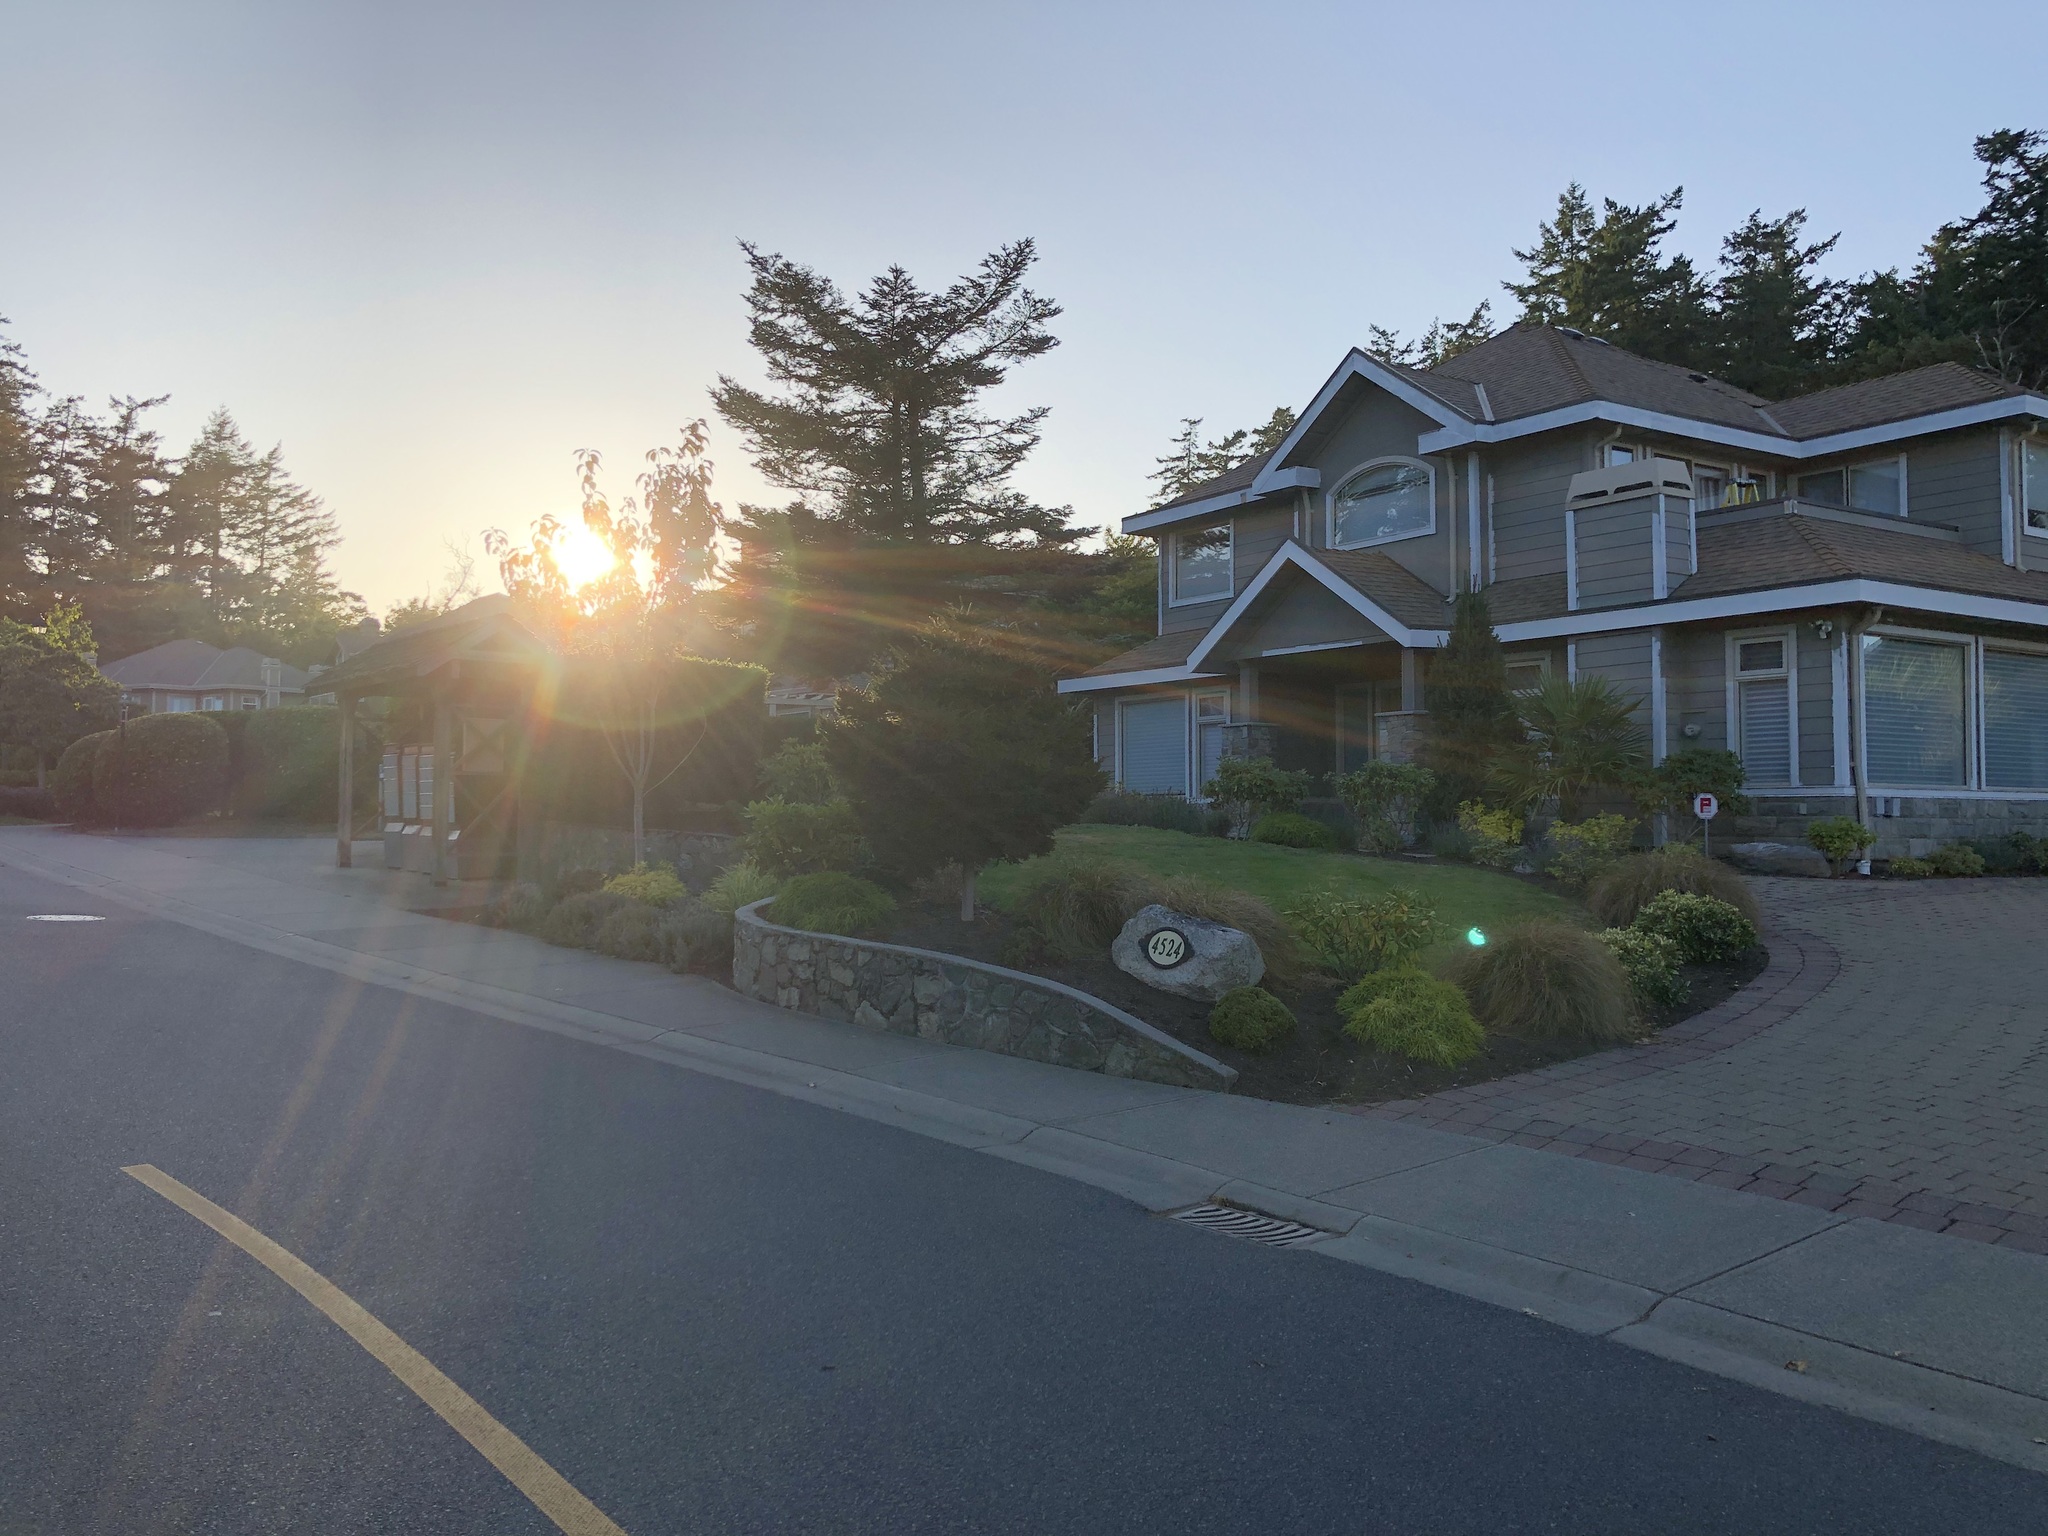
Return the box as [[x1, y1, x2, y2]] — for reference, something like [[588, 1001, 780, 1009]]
[[4, 0, 2039, 615]]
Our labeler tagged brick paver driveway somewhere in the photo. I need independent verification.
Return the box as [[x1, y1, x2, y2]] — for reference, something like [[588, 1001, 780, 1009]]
[[1365, 877, 2048, 1253]]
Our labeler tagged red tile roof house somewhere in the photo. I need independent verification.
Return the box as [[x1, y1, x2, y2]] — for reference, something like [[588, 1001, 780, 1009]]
[[1058, 323, 2048, 858], [100, 640, 310, 715]]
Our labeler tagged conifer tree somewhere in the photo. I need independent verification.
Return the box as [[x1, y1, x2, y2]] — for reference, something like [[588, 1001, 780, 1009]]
[[1504, 184, 1712, 365], [1422, 588, 1516, 814]]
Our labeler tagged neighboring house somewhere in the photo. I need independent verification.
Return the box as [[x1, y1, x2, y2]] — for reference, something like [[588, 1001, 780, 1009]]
[[1059, 323, 2048, 856], [101, 640, 309, 714]]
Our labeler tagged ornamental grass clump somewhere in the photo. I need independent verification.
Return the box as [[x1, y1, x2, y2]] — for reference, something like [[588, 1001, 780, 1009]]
[[1338, 968, 1484, 1067], [1249, 811, 1341, 850], [1587, 845, 1761, 929], [1288, 887, 1441, 981], [1599, 927, 1688, 1011], [602, 864, 689, 907], [539, 890, 632, 949], [595, 901, 670, 962], [1014, 857, 1157, 956], [1445, 919, 1637, 1045], [482, 882, 550, 932], [771, 872, 898, 937], [703, 858, 781, 914], [1208, 986, 1297, 1054], [1630, 890, 1757, 964], [1153, 874, 1300, 981]]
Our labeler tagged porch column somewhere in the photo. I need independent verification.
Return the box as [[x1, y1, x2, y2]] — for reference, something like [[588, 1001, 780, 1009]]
[[336, 693, 354, 869], [1400, 647, 1423, 712], [1237, 662, 1259, 724], [1375, 647, 1430, 765], [431, 696, 451, 886]]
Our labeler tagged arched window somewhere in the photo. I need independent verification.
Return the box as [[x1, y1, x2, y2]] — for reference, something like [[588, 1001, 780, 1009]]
[[1328, 459, 1434, 548]]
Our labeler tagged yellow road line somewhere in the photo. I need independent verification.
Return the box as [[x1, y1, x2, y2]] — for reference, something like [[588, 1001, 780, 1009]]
[[122, 1163, 629, 1536]]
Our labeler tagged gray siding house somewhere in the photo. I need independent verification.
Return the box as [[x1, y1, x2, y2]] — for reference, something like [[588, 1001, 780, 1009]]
[[1059, 324, 2048, 856], [101, 640, 309, 714]]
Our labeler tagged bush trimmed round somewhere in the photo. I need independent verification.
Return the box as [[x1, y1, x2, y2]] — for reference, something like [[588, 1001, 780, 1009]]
[[1630, 890, 1757, 964], [90, 714, 229, 827], [771, 872, 898, 937], [603, 864, 689, 906], [53, 730, 111, 822], [1249, 811, 1341, 850], [1599, 926, 1688, 1011], [1208, 986, 1296, 1053], [1445, 919, 1637, 1044], [1338, 968, 1484, 1066]]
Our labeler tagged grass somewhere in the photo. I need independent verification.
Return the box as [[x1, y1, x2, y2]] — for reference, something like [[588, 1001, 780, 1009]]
[[981, 825, 1575, 967]]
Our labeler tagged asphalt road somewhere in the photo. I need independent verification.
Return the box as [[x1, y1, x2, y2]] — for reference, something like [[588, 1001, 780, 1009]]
[[0, 861, 2039, 1534]]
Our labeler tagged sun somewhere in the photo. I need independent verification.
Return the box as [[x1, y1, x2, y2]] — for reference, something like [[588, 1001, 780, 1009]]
[[553, 523, 616, 590]]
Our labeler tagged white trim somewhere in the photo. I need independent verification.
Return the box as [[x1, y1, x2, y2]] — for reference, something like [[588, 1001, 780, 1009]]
[[1123, 468, 1320, 534], [1325, 456, 1437, 551], [1653, 493, 1668, 600], [1416, 393, 2048, 461], [1248, 349, 1471, 496], [1466, 452, 1482, 589], [1058, 664, 1217, 695], [1181, 541, 1450, 672], [1858, 624, 1977, 792], [1727, 626, 1799, 789], [1485, 471, 1497, 587], [1650, 628, 1666, 765], [1493, 578, 2048, 643], [1191, 688, 1231, 800], [1254, 639, 1368, 659], [1563, 501, 1580, 610], [2023, 431, 2048, 541], [1166, 523, 1234, 607]]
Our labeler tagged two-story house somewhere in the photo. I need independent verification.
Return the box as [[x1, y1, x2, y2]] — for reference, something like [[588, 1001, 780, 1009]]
[[1058, 323, 2048, 855]]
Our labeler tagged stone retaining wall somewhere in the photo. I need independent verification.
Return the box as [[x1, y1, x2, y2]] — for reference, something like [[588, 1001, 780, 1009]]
[[733, 901, 1236, 1092], [1721, 797, 2048, 859]]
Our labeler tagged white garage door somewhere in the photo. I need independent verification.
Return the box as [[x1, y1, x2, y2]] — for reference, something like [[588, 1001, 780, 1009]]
[[1119, 697, 1188, 795]]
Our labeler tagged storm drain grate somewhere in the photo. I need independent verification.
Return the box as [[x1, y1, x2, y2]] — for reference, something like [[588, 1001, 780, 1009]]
[[1168, 1204, 1328, 1248]]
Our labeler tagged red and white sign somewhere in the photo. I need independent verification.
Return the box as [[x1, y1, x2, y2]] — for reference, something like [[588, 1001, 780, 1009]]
[[1693, 792, 1719, 821]]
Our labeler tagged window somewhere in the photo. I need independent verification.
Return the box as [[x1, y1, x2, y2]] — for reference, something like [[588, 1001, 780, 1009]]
[[1504, 655, 1550, 694], [1329, 459, 1434, 548], [202, 694, 224, 711], [1984, 649, 2048, 789], [1691, 465, 1728, 510], [165, 695, 196, 713], [1733, 466, 1773, 500], [1730, 632, 1794, 786], [1796, 469, 1845, 506], [1862, 634, 1968, 788], [1118, 696, 1189, 795], [1797, 461, 1902, 515], [1194, 692, 1230, 796], [1169, 526, 1232, 604], [2027, 439, 2048, 536], [240, 694, 260, 709], [1604, 444, 1637, 467]]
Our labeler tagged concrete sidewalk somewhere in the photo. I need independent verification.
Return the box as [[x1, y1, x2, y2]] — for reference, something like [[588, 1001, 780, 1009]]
[[5, 825, 2046, 1474]]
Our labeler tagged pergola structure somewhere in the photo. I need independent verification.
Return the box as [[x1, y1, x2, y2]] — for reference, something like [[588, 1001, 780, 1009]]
[[318, 596, 553, 884]]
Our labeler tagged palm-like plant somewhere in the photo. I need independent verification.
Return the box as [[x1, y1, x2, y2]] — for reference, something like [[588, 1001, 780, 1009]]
[[1490, 673, 1647, 821]]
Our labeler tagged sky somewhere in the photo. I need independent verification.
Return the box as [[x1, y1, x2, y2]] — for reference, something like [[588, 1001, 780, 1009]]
[[3, 0, 2040, 616]]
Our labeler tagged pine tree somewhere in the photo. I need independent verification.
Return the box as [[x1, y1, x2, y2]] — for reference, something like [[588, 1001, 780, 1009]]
[[1707, 210, 1847, 397], [1148, 406, 1298, 502], [1505, 184, 1712, 364], [0, 320, 40, 622], [1366, 302, 1496, 369], [1422, 589, 1516, 815]]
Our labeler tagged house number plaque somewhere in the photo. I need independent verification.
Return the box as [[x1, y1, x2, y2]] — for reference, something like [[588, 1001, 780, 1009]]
[[1143, 928, 1190, 969]]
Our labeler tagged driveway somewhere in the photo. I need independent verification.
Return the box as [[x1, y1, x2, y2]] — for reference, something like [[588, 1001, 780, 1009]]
[[1367, 877, 2048, 1252]]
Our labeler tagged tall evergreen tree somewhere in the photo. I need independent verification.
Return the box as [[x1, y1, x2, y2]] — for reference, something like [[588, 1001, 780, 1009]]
[[0, 320, 39, 621], [1707, 210, 1848, 397], [1366, 302, 1496, 370], [1148, 406, 1297, 502], [1504, 183, 1712, 364], [712, 239, 1075, 546], [1421, 588, 1516, 815]]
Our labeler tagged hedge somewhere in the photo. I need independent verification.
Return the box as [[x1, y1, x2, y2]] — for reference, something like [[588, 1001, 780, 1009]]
[[54, 730, 111, 821], [89, 714, 230, 827]]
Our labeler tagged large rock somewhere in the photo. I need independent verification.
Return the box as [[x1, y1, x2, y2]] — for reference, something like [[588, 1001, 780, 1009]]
[[1729, 841, 1833, 877], [1111, 904, 1264, 1001]]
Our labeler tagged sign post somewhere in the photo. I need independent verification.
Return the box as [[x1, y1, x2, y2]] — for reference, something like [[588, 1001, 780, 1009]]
[[1693, 791, 1719, 855]]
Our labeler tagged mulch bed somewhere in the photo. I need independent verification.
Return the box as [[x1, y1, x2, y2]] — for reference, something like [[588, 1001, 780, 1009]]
[[885, 904, 1767, 1108]]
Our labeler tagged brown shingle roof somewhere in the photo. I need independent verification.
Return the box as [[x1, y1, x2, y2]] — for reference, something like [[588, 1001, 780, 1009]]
[[1757, 364, 2030, 439], [1077, 628, 1213, 678], [101, 640, 309, 692], [1680, 511, 2048, 606], [1313, 547, 1454, 629], [1428, 324, 1776, 432]]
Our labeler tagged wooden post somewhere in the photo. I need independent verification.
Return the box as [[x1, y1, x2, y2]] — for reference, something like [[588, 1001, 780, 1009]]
[[337, 693, 355, 868], [431, 696, 451, 886], [1400, 647, 1423, 712]]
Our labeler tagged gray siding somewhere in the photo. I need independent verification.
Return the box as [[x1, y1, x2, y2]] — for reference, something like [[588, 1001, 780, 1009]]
[[1157, 501, 1297, 636], [1666, 627, 1728, 754], [1796, 624, 1837, 786], [1907, 428, 2005, 558], [1486, 433, 1586, 583], [1224, 581, 1382, 660], [1572, 631, 1655, 730], [1573, 495, 1657, 608], [1297, 388, 1454, 595]]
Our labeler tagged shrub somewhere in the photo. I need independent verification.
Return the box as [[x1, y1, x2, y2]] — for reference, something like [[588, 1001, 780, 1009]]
[[0, 785, 55, 820], [1445, 920, 1637, 1044], [539, 890, 632, 948], [1205, 756, 1311, 838], [1208, 986, 1297, 1054], [756, 740, 838, 804], [1297, 798, 1363, 849], [1631, 890, 1758, 964], [1639, 747, 1752, 818], [1077, 791, 1214, 836], [1545, 813, 1639, 887], [1586, 846, 1761, 929], [1600, 927, 1689, 1011], [702, 858, 780, 914], [595, 902, 670, 962], [1338, 968, 1484, 1066], [2006, 831, 2048, 874], [602, 864, 689, 906], [481, 882, 549, 931], [661, 901, 735, 974], [1888, 855, 1933, 878], [1250, 811, 1341, 850], [1457, 801, 1524, 869], [1425, 821, 1475, 861], [548, 866, 607, 901], [1288, 887, 1442, 980], [1807, 816, 1876, 870], [742, 796, 866, 876], [1014, 857, 1155, 956], [772, 872, 898, 936], [1969, 837, 2027, 875], [90, 714, 229, 827], [229, 706, 369, 821], [1927, 842, 1986, 877], [1334, 761, 1436, 854], [54, 729, 111, 822]]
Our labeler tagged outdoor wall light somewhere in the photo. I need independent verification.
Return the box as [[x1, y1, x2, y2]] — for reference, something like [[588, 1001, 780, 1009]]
[[1681, 722, 1703, 739], [1812, 619, 1836, 640]]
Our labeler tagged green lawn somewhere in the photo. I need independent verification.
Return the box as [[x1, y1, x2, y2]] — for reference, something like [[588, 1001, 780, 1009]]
[[981, 824, 1578, 964]]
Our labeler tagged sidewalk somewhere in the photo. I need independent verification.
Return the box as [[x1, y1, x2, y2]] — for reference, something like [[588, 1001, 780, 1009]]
[[5, 825, 2046, 1473]]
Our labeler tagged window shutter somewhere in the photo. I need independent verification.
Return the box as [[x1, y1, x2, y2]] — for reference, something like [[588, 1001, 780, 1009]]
[[1737, 678, 1792, 786], [1984, 651, 2048, 789], [1119, 698, 1188, 795], [1863, 638, 1967, 787]]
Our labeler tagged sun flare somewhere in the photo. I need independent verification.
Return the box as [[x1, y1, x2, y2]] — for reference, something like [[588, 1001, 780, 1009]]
[[554, 523, 616, 590]]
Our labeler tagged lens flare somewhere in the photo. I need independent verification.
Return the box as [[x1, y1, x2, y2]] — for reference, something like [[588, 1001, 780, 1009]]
[[1466, 927, 1487, 946], [554, 524, 616, 590]]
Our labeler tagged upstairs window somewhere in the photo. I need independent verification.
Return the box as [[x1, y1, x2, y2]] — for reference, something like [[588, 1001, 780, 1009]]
[[1329, 459, 1434, 548], [2026, 439, 2048, 536], [1169, 526, 1232, 604], [1796, 459, 1902, 515]]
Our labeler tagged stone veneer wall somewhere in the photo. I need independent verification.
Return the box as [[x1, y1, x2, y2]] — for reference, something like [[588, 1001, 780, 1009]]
[[733, 901, 1237, 1092], [1718, 797, 2048, 860]]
